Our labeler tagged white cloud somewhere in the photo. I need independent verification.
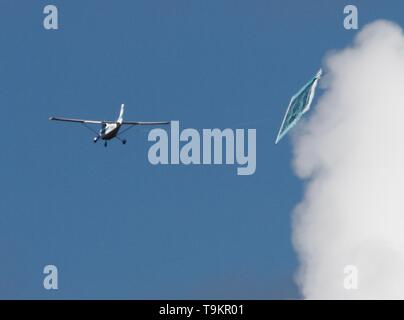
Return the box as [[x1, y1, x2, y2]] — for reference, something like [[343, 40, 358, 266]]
[[292, 20, 404, 299]]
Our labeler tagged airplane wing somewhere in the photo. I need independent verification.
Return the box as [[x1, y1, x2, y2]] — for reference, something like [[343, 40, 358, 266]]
[[49, 117, 108, 124], [121, 121, 170, 126], [275, 69, 322, 144]]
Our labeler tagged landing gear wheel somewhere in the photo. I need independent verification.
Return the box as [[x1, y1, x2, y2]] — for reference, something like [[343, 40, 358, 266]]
[[122, 139, 127, 145], [104, 141, 107, 147]]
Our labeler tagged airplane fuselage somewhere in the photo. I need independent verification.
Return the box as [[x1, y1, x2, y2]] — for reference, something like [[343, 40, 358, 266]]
[[100, 123, 121, 140]]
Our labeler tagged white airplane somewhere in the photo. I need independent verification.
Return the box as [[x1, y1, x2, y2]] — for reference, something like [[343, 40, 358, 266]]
[[49, 104, 170, 147]]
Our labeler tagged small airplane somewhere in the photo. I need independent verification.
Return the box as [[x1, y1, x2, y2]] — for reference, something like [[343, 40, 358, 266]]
[[49, 104, 170, 147]]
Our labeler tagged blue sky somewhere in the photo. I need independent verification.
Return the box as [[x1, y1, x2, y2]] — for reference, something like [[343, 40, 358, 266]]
[[1, 0, 404, 299]]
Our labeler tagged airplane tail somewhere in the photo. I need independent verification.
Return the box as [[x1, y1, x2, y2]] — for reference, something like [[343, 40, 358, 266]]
[[117, 103, 125, 124]]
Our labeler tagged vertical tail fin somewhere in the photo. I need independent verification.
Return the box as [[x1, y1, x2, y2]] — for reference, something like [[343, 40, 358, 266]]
[[117, 103, 125, 124]]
